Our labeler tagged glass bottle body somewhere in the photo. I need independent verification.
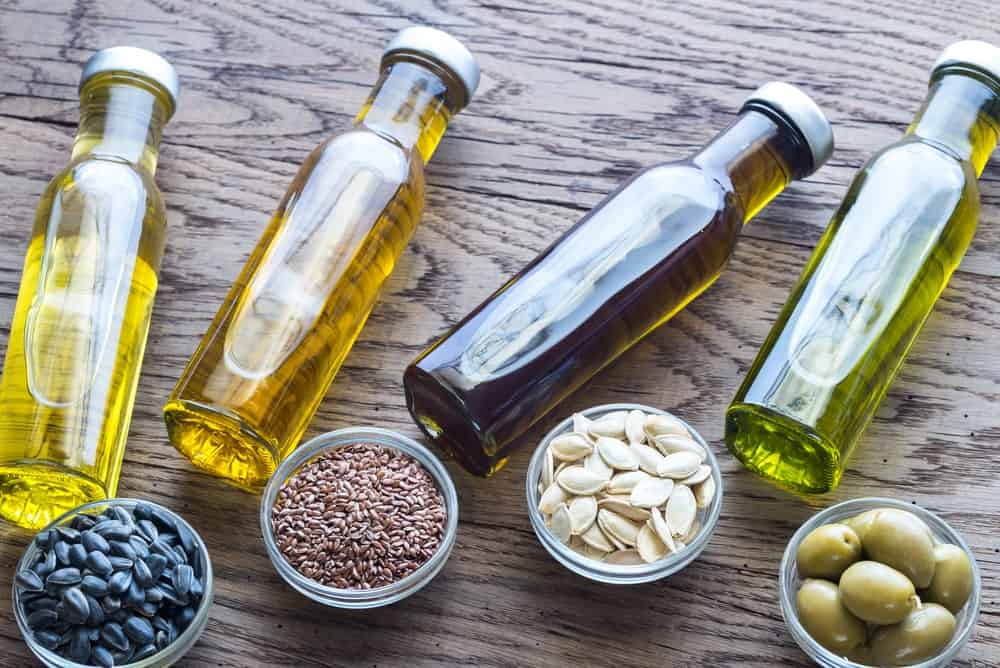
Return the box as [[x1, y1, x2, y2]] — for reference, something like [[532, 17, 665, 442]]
[[406, 110, 808, 476], [726, 73, 1000, 493], [0, 75, 170, 528], [164, 60, 458, 489]]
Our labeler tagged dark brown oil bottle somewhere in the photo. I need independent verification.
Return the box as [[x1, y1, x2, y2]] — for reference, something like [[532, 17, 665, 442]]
[[404, 83, 834, 476]]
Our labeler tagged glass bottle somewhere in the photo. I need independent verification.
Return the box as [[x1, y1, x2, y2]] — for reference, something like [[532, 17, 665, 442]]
[[0, 48, 179, 528], [405, 83, 834, 476], [726, 41, 1000, 494], [164, 27, 479, 490]]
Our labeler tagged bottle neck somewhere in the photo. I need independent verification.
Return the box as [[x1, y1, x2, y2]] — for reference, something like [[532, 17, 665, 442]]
[[693, 108, 811, 222], [354, 60, 460, 163], [908, 71, 1000, 177], [72, 72, 172, 174]]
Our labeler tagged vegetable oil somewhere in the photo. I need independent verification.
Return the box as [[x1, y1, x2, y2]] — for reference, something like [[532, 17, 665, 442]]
[[405, 83, 834, 476], [164, 27, 480, 489], [726, 41, 1000, 493], [0, 48, 179, 528]]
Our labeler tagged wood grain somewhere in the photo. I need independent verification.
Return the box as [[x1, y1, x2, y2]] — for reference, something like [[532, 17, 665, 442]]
[[0, 1, 998, 666]]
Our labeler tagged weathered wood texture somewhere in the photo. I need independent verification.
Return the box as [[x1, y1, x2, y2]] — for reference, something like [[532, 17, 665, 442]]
[[0, 1, 998, 666]]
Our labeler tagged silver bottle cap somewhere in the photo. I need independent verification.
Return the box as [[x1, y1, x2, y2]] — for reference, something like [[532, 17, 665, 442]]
[[382, 27, 480, 109], [80, 47, 180, 115], [932, 40, 1000, 83], [742, 81, 834, 175]]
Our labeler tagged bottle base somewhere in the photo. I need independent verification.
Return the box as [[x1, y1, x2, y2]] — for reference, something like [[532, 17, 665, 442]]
[[164, 400, 279, 491], [0, 461, 107, 529], [724, 403, 842, 494]]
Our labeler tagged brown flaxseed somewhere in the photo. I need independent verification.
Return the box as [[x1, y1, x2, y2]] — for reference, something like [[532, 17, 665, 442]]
[[271, 443, 446, 589]]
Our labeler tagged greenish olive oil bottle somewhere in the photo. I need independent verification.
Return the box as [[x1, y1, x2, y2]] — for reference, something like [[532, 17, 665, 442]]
[[726, 41, 1000, 493]]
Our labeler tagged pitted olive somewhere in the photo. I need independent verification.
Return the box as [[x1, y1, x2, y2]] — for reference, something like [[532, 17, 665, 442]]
[[923, 543, 974, 614], [839, 561, 919, 625], [871, 603, 956, 666], [796, 579, 866, 654], [862, 509, 936, 589], [797, 523, 861, 579]]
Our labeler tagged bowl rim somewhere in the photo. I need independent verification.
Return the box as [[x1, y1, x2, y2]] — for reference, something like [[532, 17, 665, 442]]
[[525, 402, 724, 584], [259, 426, 459, 609], [12, 497, 214, 668], [778, 496, 982, 668]]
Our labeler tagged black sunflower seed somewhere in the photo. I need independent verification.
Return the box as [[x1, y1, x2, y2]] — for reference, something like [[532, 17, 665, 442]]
[[134, 643, 158, 660], [111, 506, 133, 526], [81, 575, 110, 597], [145, 553, 168, 581], [68, 544, 88, 569], [87, 550, 114, 576], [34, 630, 61, 650], [149, 508, 176, 533], [26, 608, 59, 630], [82, 531, 111, 554], [34, 549, 57, 578], [172, 564, 194, 598], [94, 521, 131, 542], [110, 540, 137, 561], [136, 519, 158, 543], [134, 504, 154, 521], [92, 644, 115, 668], [61, 587, 90, 624], [176, 523, 196, 557], [55, 527, 81, 543], [133, 559, 153, 588], [68, 626, 91, 663], [86, 593, 105, 626], [26, 596, 59, 612], [34, 530, 53, 550], [54, 541, 71, 565], [128, 535, 150, 560], [155, 629, 169, 650], [47, 567, 82, 586], [108, 570, 132, 595], [71, 514, 97, 531], [124, 615, 154, 645], [109, 556, 134, 571], [100, 621, 129, 651], [101, 595, 122, 614], [125, 579, 146, 609], [15, 569, 44, 592], [144, 586, 163, 604]]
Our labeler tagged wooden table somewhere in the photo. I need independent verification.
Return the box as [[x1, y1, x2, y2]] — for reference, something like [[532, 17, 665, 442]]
[[1, 1, 997, 666]]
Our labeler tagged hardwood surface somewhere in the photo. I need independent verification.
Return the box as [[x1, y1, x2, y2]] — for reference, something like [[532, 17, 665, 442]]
[[0, 1, 998, 665]]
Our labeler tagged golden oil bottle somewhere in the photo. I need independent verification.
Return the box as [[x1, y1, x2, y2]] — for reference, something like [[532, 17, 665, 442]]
[[726, 41, 1000, 493], [404, 83, 834, 476], [164, 27, 480, 489], [0, 48, 179, 528]]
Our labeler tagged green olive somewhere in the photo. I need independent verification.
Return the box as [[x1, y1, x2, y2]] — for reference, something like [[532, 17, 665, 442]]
[[844, 643, 873, 665], [862, 509, 936, 589], [797, 523, 862, 579], [871, 603, 957, 666], [923, 544, 974, 613], [840, 561, 919, 625], [796, 579, 867, 654], [843, 509, 881, 543]]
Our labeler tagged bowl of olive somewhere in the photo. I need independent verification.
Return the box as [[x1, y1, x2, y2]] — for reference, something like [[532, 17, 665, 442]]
[[779, 498, 980, 668]]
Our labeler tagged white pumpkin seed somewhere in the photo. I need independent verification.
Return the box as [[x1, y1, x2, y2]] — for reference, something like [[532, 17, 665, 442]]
[[597, 509, 641, 547], [550, 504, 572, 543], [567, 496, 598, 535], [607, 470, 650, 494], [557, 466, 608, 495], [694, 476, 716, 509], [666, 484, 696, 538], [572, 413, 594, 441], [542, 447, 555, 489], [583, 544, 609, 560], [596, 437, 639, 471], [680, 464, 711, 486], [632, 442, 665, 475], [625, 409, 647, 445], [606, 530, 628, 551], [604, 549, 644, 565], [538, 481, 546, 497], [636, 523, 667, 563], [539, 482, 570, 514], [656, 451, 702, 479], [681, 518, 702, 544], [630, 477, 674, 508], [649, 508, 678, 554], [584, 449, 613, 481], [652, 434, 706, 460], [580, 522, 614, 552], [644, 414, 690, 440], [588, 413, 627, 439], [549, 433, 593, 461], [597, 495, 651, 522]]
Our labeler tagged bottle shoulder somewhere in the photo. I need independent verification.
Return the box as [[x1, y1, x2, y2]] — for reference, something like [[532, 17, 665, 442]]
[[49, 156, 164, 212], [864, 137, 978, 199], [313, 128, 419, 186]]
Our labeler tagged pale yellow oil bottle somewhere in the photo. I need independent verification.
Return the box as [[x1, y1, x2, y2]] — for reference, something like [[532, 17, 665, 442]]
[[164, 27, 480, 489], [0, 49, 179, 528]]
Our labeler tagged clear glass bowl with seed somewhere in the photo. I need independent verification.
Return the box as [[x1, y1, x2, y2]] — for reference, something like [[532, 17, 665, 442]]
[[779, 497, 981, 668], [260, 426, 459, 609], [526, 403, 724, 584], [13, 498, 214, 668]]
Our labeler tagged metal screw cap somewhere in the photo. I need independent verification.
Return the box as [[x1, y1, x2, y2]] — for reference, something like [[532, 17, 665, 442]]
[[80, 47, 180, 116], [932, 40, 1000, 84], [742, 81, 835, 176], [382, 26, 480, 110]]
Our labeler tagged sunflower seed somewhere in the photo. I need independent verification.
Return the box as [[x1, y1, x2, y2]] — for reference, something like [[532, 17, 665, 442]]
[[16, 569, 44, 592], [666, 484, 696, 538], [110, 556, 134, 571], [625, 409, 646, 445], [597, 495, 651, 522], [644, 413, 690, 440], [680, 464, 712, 486], [588, 413, 627, 439], [134, 643, 158, 660], [68, 626, 91, 663], [54, 541, 71, 565], [55, 527, 81, 543], [67, 544, 88, 569], [604, 549, 644, 565], [47, 568, 82, 587], [101, 595, 122, 614], [92, 645, 115, 668], [81, 575, 109, 597], [124, 615, 155, 645], [538, 482, 570, 514], [650, 508, 678, 554], [133, 559, 154, 588], [85, 593, 105, 626], [596, 437, 639, 471], [557, 466, 608, 495], [34, 630, 61, 650], [580, 522, 615, 552], [35, 530, 54, 550], [549, 432, 593, 461], [150, 509, 176, 534], [583, 449, 613, 481], [34, 549, 57, 577], [110, 540, 137, 561], [657, 451, 702, 479], [607, 470, 650, 494], [632, 442, 666, 475], [81, 531, 111, 554], [630, 477, 674, 508], [636, 523, 668, 563], [86, 550, 113, 576], [694, 476, 716, 509], [27, 608, 59, 629], [597, 509, 642, 547], [128, 535, 151, 560], [26, 596, 59, 612], [652, 434, 706, 460], [126, 579, 146, 609], [100, 622, 129, 651], [61, 587, 89, 624], [135, 519, 158, 544], [108, 570, 133, 595], [567, 496, 598, 535], [93, 521, 130, 542], [549, 504, 572, 544]]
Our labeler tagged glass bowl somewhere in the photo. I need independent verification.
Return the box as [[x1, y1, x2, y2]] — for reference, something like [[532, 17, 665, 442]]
[[526, 403, 724, 584], [260, 427, 459, 609], [13, 498, 214, 668], [779, 497, 981, 668]]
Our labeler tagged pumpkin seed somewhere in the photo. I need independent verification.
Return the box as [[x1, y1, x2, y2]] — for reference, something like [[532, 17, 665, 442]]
[[596, 436, 639, 471], [694, 476, 716, 509], [549, 432, 593, 461], [630, 476, 674, 508], [644, 413, 689, 440], [541, 447, 555, 489], [597, 495, 651, 522], [650, 508, 678, 554], [584, 449, 614, 481], [666, 484, 697, 538], [652, 434, 706, 460], [588, 413, 627, 439], [636, 524, 668, 563], [597, 509, 641, 547], [657, 451, 702, 479], [580, 523, 615, 552], [607, 470, 650, 494], [680, 464, 711, 486], [632, 442, 666, 475], [549, 504, 572, 544], [538, 482, 570, 514], [604, 549, 645, 565], [557, 466, 608, 495], [567, 496, 598, 535], [681, 518, 702, 544], [625, 409, 646, 445]]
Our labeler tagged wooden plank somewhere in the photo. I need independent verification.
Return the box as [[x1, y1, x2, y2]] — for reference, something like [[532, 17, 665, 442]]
[[0, 1, 997, 666]]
